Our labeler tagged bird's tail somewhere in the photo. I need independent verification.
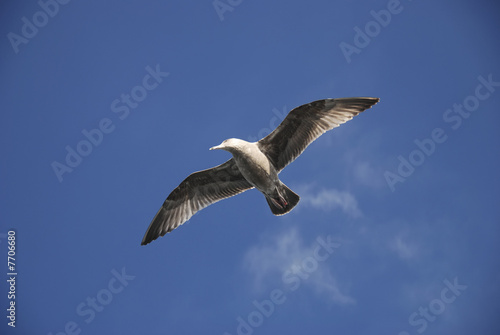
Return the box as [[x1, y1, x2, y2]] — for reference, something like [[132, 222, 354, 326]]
[[265, 183, 300, 216]]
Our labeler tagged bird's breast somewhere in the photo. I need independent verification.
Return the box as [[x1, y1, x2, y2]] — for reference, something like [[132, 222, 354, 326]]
[[233, 145, 278, 192]]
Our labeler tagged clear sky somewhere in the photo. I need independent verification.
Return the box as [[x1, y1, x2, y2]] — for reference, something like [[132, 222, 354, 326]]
[[1, 0, 499, 334]]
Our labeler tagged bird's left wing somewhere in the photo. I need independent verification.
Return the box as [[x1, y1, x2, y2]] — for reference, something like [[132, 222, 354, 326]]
[[141, 158, 253, 245], [258, 97, 379, 172]]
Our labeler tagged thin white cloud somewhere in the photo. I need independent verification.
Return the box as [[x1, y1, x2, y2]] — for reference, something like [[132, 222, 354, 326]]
[[242, 227, 355, 305], [357, 220, 420, 262], [338, 130, 389, 190], [294, 184, 362, 218], [243, 228, 303, 291], [307, 269, 356, 305], [390, 234, 418, 260], [353, 160, 385, 189]]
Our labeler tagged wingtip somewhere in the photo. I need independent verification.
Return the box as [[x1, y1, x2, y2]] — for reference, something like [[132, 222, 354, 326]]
[[140, 225, 160, 246], [141, 205, 170, 246], [141, 227, 163, 246], [366, 97, 380, 107], [325, 97, 380, 106], [140, 235, 153, 246], [330, 97, 380, 110]]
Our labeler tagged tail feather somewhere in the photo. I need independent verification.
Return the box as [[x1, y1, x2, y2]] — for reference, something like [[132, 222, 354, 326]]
[[265, 183, 300, 216]]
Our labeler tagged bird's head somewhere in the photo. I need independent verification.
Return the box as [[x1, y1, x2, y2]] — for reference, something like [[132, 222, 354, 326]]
[[210, 138, 247, 153]]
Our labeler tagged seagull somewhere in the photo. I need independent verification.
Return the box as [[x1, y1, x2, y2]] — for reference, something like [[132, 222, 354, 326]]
[[141, 97, 379, 245]]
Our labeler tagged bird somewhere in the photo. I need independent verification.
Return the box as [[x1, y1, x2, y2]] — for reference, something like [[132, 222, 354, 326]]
[[141, 97, 379, 245]]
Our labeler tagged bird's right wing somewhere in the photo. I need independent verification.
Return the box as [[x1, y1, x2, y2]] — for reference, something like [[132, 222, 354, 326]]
[[141, 158, 253, 245], [258, 97, 379, 172]]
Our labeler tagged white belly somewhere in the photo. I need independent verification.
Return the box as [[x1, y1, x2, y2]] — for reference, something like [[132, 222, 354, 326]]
[[232, 144, 278, 193]]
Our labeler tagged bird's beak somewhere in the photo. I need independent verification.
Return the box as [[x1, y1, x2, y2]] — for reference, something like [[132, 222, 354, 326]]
[[210, 144, 223, 151]]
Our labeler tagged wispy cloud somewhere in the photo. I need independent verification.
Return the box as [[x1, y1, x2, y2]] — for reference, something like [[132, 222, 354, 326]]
[[353, 160, 386, 189], [390, 234, 418, 260], [306, 265, 356, 305], [338, 129, 389, 190], [357, 219, 420, 262], [242, 227, 355, 305], [294, 184, 362, 218], [243, 228, 302, 291]]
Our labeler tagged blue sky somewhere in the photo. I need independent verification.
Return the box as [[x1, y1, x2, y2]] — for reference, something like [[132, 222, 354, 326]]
[[1, 0, 499, 334]]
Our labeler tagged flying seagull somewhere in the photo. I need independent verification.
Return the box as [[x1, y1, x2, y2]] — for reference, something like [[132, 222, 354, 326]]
[[141, 97, 379, 245]]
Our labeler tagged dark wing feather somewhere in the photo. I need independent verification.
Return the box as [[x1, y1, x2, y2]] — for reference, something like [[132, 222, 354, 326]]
[[258, 97, 379, 172], [141, 158, 253, 245]]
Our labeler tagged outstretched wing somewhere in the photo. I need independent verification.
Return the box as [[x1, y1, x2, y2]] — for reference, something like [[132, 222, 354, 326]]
[[258, 97, 379, 172], [141, 158, 253, 245]]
